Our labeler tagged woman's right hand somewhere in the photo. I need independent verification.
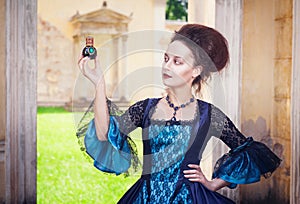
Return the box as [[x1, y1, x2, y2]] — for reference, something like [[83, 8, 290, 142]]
[[78, 56, 103, 87]]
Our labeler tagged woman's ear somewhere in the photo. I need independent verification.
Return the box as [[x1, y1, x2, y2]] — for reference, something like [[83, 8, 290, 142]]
[[192, 66, 203, 78]]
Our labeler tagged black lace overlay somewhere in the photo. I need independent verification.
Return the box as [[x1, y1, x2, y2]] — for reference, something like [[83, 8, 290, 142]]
[[77, 98, 147, 137], [114, 99, 147, 135], [76, 97, 148, 175], [76, 101, 95, 153], [209, 105, 247, 149], [209, 105, 281, 188]]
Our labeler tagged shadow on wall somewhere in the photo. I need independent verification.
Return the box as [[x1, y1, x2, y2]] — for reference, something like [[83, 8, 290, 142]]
[[242, 116, 283, 159], [241, 116, 288, 204]]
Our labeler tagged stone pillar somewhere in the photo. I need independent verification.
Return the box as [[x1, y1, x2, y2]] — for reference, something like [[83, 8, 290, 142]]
[[110, 36, 119, 99], [153, 0, 166, 97], [118, 35, 129, 101], [214, 0, 243, 202], [0, 0, 6, 202], [271, 0, 292, 203], [241, 0, 291, 203], [291, 0, 300, 203], [154, 0, 166, 30], [0, 0, 37, 203], [215, 0, 242, 121], [188, 0, 215, 27]]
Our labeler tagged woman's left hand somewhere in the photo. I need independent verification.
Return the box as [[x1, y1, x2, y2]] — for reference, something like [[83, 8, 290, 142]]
[[183, 164, 216, 191]]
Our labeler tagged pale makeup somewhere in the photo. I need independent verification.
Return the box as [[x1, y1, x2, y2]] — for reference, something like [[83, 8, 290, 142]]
[[150, 40, 199, 121], [162, 40, 198, 89]]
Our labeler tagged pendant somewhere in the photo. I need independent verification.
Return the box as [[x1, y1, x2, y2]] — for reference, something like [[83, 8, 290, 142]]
[[165, 118, 180, 126], [165, 94, 195, 127]]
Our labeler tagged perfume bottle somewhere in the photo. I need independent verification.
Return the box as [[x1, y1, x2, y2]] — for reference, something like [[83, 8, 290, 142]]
[[82, 36, 97, 59]]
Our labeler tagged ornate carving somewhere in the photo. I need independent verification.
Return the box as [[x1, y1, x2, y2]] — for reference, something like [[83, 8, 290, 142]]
[[70, 6, 132, 36]]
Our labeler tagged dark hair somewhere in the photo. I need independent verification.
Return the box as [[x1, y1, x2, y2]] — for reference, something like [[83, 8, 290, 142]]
[[171, 24, 229, 95]]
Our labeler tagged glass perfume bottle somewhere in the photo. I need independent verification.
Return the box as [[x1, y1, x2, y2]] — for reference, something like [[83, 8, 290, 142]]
[[82, 36, 97, 59]]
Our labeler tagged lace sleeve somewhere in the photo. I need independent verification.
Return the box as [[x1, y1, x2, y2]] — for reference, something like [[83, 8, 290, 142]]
[[76, 98, 147, 138], [112, 99, 147, 135], [209, 105, 247, 149], [75, 98, 147, 175], [210, 105, 281, 188]]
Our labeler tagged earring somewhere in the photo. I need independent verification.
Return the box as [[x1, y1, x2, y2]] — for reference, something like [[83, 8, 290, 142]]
[[193, 66, 203, 77]]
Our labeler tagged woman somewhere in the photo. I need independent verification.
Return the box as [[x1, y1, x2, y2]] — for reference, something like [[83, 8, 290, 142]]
[[77, 24, 281, 203]]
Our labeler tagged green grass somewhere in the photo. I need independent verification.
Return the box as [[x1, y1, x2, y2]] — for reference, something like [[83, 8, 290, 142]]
[[37, 107, 140, 204]]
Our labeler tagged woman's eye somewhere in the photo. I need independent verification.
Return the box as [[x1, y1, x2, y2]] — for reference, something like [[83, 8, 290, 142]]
[[174, 59, 183, 65], [164, 56, 169, 62]]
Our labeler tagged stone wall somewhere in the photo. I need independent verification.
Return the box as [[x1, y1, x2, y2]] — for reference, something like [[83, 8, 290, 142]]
[[38, 16, 74, 106], [241, 0, 291, 203]]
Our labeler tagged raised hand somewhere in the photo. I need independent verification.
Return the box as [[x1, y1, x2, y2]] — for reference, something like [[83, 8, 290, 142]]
[[78, 56, 104, 87]]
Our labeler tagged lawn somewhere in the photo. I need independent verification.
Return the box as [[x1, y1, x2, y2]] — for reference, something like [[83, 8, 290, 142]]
[[37, 107, 140, 204]]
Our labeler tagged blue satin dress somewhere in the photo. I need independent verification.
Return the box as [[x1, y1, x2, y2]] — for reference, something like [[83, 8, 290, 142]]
[[79, 98, 281, 204]]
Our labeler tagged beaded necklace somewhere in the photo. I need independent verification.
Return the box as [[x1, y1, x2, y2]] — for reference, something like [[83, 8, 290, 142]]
[[165, 95, 195, 122]]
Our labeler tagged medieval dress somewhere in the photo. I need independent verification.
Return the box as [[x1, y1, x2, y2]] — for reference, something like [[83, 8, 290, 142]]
[[77, 98, 281, 204]]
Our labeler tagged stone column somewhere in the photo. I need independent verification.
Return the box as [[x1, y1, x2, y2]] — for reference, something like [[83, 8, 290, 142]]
[[291, 0, 300, 203], [271, 1, 292, 203], [153, 0, 166, 97], [0, 0, 37, 203], [119, 35, 129, 101], [241, 0, 291, 203], [0, 0, 5, 202], [154, 0, 166, 30], [188, 0, 215, 27], [215, 0, 242, 123], [110, 36, 119, 100], [214, 0, 243, 202]]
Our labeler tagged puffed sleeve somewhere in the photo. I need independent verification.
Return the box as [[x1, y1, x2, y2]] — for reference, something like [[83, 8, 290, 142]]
[[209, 105, 281, 189], [77, 98, 148, 175]]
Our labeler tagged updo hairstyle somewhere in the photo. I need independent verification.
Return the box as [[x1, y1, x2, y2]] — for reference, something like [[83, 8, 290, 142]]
[[171, 24, 230, 95]]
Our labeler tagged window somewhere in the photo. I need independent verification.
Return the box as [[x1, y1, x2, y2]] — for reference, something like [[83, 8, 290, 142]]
[[166, 0, 188, 21]]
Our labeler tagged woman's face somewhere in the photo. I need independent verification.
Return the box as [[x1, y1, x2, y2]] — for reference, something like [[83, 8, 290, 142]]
[[162, 40, 198, 89]]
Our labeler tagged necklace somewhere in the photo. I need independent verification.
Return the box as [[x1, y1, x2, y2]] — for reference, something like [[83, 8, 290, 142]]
[[166, 95, 195, 122]]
